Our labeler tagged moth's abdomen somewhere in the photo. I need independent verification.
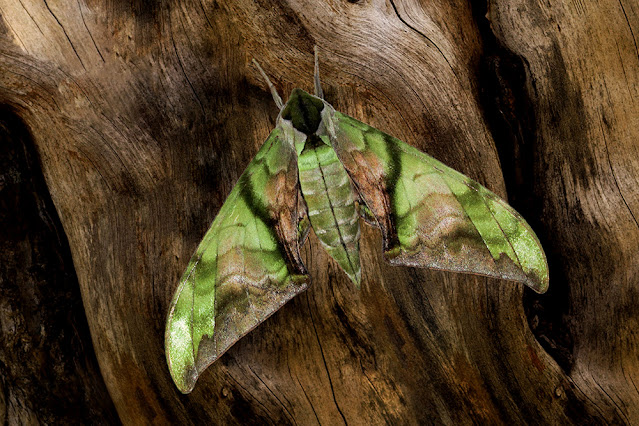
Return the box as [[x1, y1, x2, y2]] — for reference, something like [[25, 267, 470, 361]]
[[298, 138, 361, 285]]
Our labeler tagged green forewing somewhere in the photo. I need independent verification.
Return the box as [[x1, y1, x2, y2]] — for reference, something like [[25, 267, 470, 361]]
[[331, 111, 549, 293], [165, 129, 308, 393]]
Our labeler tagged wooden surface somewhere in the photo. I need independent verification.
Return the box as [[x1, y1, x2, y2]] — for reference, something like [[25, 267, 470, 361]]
[[0, 0, 637, 423]]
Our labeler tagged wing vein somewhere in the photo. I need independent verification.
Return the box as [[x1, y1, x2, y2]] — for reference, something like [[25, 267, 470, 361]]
[[477, 188, 523, 269], [433, 168, 498, 268]]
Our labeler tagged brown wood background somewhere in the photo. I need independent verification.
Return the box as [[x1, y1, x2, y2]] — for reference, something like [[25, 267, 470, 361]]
[[1, 0, 638, 423]]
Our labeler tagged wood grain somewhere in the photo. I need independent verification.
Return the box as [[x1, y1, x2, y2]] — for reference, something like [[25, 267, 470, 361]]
[[0, 0, 637, 423], [489, 0, 639, 421]]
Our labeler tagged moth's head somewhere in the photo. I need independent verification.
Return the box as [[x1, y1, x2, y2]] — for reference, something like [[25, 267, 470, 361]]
[[281, 88, 325, 135], [252, 51, 332, 155], [277, 88, 333, 155]]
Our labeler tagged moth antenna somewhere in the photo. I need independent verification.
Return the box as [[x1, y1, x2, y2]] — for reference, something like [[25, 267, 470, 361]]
[[314, 46, 324, 99], [252, 59, 284, 110]]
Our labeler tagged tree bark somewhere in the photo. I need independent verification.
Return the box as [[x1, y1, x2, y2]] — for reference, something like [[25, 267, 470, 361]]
[[0, 0, 637, 423]]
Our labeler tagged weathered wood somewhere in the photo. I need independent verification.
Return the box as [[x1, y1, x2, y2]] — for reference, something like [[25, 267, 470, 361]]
[[489, 0, 639, 421], [0, 108, 119, 424], [0, 0, 637, 423]]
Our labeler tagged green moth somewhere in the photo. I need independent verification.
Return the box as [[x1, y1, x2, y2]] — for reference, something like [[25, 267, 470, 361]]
[[166, 48, 549, 393]]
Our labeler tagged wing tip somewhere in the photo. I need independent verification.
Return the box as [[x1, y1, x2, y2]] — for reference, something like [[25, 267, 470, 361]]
[[176, 367, 199, 394], [166, 351, 199, 394], [525, 274, 550, 295], [168, 338, 220, 394], [167, 273, 311, 394], [345, 268, 362, 288]]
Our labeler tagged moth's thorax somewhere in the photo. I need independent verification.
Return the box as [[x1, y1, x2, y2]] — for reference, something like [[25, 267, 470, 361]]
[[278, 89, 337, 155]]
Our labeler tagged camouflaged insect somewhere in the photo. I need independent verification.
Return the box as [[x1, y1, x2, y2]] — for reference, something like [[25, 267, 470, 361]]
[[166, 48, 549, 393]]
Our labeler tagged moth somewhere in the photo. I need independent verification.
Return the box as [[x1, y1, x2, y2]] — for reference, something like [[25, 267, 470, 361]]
[[166, 48, 549, 393]]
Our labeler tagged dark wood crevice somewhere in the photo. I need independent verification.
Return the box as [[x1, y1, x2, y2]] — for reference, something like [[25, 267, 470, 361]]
[[471, 1, 574, 373], [0, 107, 119, 424]]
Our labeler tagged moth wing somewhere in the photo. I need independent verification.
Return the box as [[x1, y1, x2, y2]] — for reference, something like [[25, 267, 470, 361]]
[[330, 111, 548, 293], [166, 128, 308, 393]]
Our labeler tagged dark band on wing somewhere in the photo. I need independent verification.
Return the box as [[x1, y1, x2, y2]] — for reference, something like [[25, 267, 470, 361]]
[[237, 142, 307, 279]]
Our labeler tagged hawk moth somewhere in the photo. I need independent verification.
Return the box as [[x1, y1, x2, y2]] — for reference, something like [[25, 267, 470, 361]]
[[166, 48, 549, 393]]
